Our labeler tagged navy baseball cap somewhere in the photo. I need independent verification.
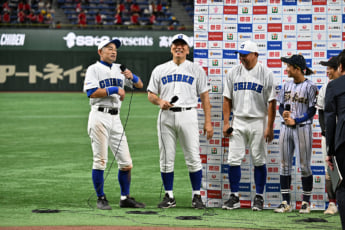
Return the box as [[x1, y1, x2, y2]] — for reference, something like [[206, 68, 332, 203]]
[[319, 56, 338, 68], [281, 54, 313, 75], [98, 39, 121, 50]]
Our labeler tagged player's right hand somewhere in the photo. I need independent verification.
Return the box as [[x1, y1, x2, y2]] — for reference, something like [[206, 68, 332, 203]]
[[159, 100, 173, 110], [325, 156, 334, 171], [223, 125, 231, 137], [118, 88, 125, 101]]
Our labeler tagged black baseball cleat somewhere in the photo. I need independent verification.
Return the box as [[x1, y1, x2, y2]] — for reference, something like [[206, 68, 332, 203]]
[[97, 195, 112, 210], [192, 194, 205, 209], [222, 194, 240, 210], [157, 193, 176, 208], [119, 196, 146, 208], [252, 194, 264, 211]]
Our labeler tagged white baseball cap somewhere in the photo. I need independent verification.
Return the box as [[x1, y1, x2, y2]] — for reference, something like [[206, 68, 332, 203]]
[[97, 39, 121, 50], [170, 33, 191, 47], [236, 40, 258, 55]]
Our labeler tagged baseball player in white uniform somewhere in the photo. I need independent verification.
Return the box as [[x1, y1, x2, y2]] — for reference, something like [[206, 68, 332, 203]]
[[83, 39, 145, 210], [316, 56, 340, 215], [147, 34, 213, 209], [274, 54, 318, 214], [222, 40, 276, 211]]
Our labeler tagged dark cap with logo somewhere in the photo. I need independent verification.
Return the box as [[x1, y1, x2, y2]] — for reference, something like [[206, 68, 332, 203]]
[[281, 54, 313, 75], [319, 56, 338, 68]]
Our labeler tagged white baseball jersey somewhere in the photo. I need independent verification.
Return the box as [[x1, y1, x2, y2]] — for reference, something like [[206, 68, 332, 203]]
[[315, 81, 329, 110], [83, 61, 133, 108], [223, 62, 276, 118], [147, 60, 209, 107], [147, 59, 209, 173], [83, 61, 134, 170]]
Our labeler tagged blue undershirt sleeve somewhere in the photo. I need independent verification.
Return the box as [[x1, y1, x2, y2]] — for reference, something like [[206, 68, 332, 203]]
[[279, 103, 284, 117], [294, 106, 316, 124], [87, 88, 98, 97]]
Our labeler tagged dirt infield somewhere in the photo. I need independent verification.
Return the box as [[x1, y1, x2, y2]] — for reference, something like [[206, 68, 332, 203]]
[[0, 227, 249, 230]]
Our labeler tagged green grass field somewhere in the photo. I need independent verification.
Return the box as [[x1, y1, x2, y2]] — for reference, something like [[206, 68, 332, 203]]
[[0, 92, 342, 229]]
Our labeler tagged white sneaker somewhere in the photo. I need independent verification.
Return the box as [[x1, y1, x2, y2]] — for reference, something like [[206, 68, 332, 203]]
[[299, 201, 310, 214], [324, 202, 338, 215], [274, 201, 292, 213]]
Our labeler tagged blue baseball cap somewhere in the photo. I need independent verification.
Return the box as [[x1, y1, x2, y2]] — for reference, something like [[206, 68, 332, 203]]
[[98, 39, 121, 50]]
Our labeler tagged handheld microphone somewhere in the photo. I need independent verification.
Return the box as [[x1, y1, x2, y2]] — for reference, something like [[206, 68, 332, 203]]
[[170, 96, 179, 104], [120, 64, 126, 72], [284, 104, 291, 111], [226, 127, 233, 135]]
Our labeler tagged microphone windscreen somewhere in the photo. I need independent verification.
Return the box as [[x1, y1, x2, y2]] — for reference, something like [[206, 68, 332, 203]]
[[120, 64, 126, 72], [170, 96, 179, 104], [226, 127, 233, 135], [285, 104, 291, 111]]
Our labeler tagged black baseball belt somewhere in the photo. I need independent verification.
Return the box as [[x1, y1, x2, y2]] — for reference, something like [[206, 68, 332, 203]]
[[169, 107, 192, 112], [98, 107, 118, 115], [281, 122, 307, 128]]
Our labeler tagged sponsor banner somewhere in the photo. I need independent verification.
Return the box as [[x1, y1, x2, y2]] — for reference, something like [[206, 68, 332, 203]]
[[207, 172, 222, 181], [195, 1, 335, 209], [223, 15, 238, 23]]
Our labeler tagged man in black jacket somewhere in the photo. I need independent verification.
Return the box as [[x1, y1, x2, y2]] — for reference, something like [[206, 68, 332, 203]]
[[325, 50, 345, 229], [317, 56, 340, 215]]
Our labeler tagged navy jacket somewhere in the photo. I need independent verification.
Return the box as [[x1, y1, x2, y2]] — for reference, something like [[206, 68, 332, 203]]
[[325, 75, 345, 156]]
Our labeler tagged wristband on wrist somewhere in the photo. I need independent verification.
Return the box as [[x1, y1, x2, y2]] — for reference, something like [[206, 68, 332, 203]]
[[132, 74, 139, 83], [106, 86, 119, 96]]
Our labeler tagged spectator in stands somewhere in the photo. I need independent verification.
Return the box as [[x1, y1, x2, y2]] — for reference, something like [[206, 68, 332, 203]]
[[23, 1, 31, 14], [47, 6, 55, 19], [116, 0, 126, 14], [27, 10, 38, 23], [17, 9, 26, 23], [178, 24, 186, 31], [148, 1, 156, 15], [130, 1, 141, 16], [45, 11, 53, 24], [169, 16, 179, 26], [130, 12, 139, 25], [38, 0, 45, 11], [2, 10, 10, 24], [76, 1, 82, 13], [148, 13, 156, 25], [95, 11, 103, 25], [78, 9, 87, 27], [55, 20, 61, 29], [156, 0, 163, 17], [2, 0, 11, 13], [18, 1, 25, 12], [37, 11, 45, 24], [114, 12, 122, 25]]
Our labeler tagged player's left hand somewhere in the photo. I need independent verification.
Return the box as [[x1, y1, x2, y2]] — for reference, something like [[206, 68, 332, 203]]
[[264, 127, 274, 143], [204, 122, 213, 140]]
